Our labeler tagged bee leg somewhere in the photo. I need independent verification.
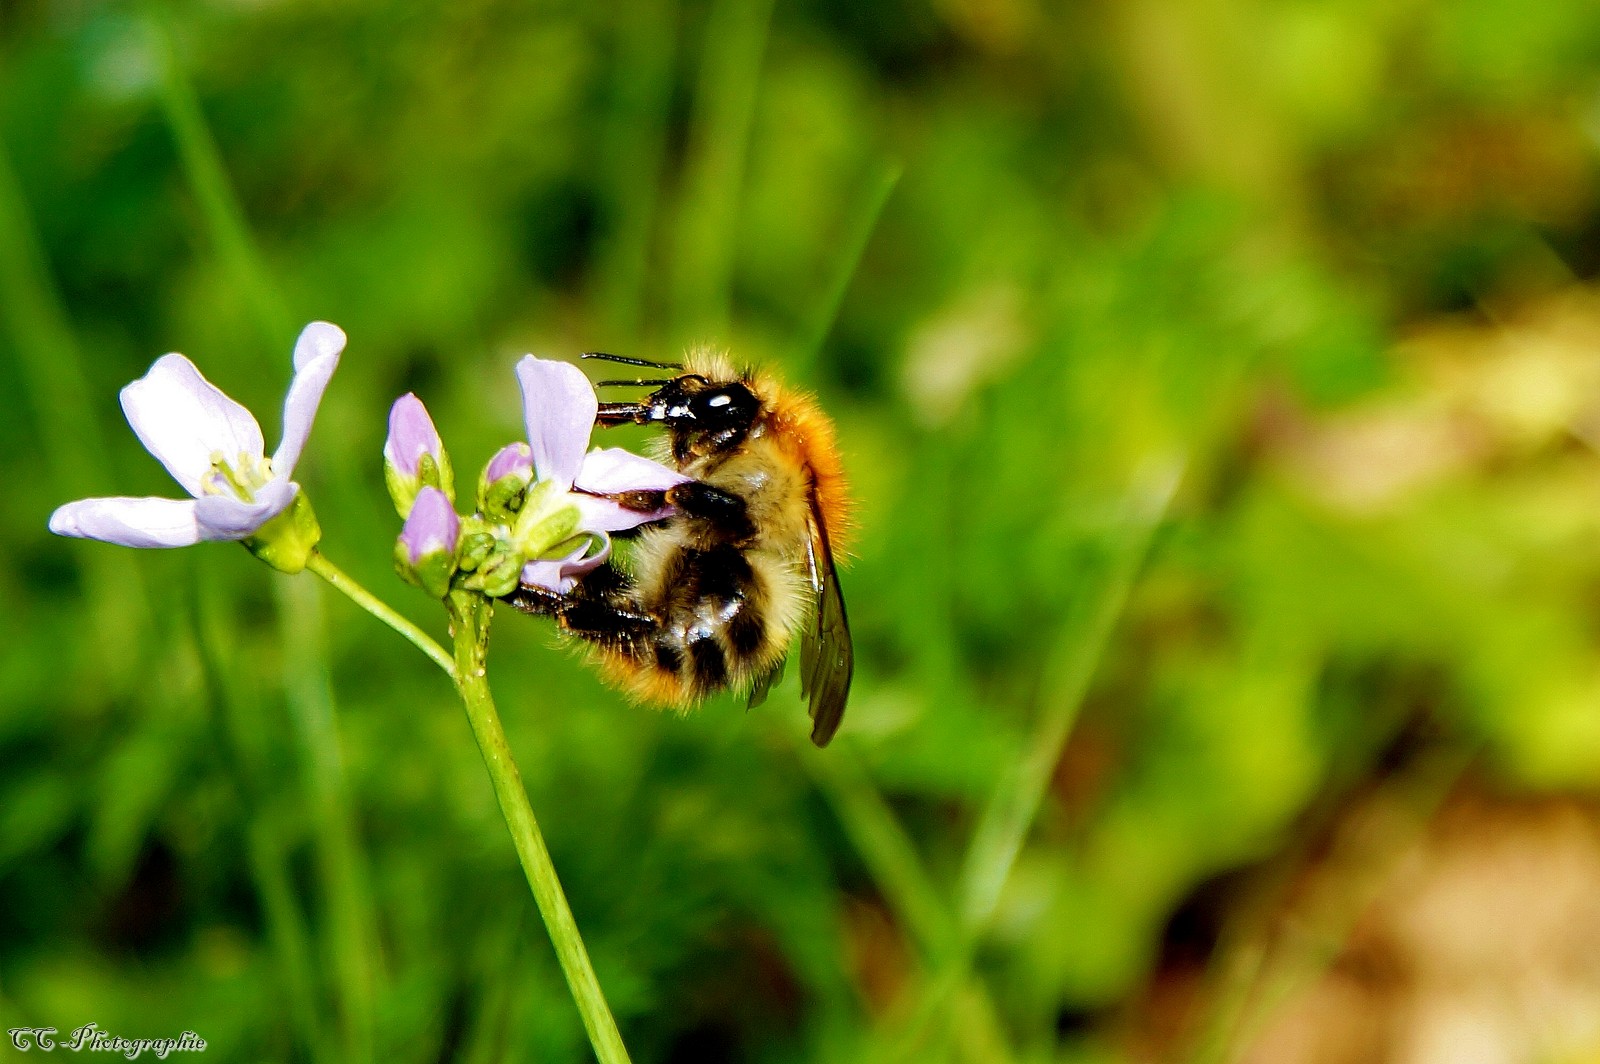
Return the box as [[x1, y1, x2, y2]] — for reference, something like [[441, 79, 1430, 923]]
[[576, 481, 753, 541], [558, 596, 658, 639], [502, 584, 564, 616], [502, 562, 627, 618], [502, 565, 660, 653], [663, 482, 754, 541], [569, 487, 683, 543], [579, 487, 673, 515]]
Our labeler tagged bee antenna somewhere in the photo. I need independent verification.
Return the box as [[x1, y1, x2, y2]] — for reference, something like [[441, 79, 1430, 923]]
[[581, 351, 683, 370], [596, 378, 667, 388]]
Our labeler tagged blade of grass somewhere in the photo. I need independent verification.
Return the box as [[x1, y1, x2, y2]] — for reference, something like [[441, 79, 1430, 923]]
[[457, 907, 530, 1064], [0, 139, 149, 678], [959, 458, 1184, 930], [0, 146, 113, 487], [768, 143, 996, 1046], [800, 744, 956, 957], [668, 0, 776, 338], [194, 563, 330, 1064], [1187, 745, 1474, 1064], [771, 151, 1011, 1061], [0, 119, 331, 1060], [792, 739, 1016, 1064], [277, 574, 379, 1064], [793, 160, 901, 373], [592, 0, 681, 342], [882, 458, 1184, 1061], [144, 7, 293, 352]]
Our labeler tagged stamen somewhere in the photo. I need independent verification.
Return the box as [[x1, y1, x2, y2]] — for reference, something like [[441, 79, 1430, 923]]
[[202, 451, 272, 502]]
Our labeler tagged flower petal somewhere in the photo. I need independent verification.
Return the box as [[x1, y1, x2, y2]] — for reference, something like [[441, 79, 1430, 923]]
[[193, 477, 298, 540], [515, 356, 596, 488], [384, 393, 443, 476], [520, 534, 611, 594], [568, 447, 689, 530], [576, 447, 691, 494], [272, 321, 346, 476], [49, 496, 203, 548], [399, 486, 460, 564], [293, 320, 347, 371], [120, 354, 265, 496]]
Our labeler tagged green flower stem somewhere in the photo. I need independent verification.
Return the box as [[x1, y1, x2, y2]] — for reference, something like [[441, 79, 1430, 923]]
[[306, 552, 456, 680], [305, 562, 629, 1059], [445, 590, 632, 1064]]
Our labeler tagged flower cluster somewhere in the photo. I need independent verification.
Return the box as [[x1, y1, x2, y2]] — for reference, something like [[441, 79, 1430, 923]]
[[46, 323, 678, 1064], [384, 355, 688, 599], [48, 324, 687, 600]]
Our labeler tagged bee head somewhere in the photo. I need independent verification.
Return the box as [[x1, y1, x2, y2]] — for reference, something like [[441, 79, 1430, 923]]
[[587, 354, 763, 460]]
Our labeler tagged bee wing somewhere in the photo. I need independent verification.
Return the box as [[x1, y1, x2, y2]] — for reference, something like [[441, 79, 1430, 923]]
[[800, 508, 853, 746], [747, 656, 785, 709]]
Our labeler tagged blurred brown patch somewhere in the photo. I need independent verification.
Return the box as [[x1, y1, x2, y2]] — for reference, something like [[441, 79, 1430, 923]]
[[841, 893, 912, 1016], [1331, 111, 1595, 234], [1263, 285, 1600, 514], [1050, 713, 1121, 832], [1247, 791, 1600, 1064], [1128, 784, 1600, 1064]]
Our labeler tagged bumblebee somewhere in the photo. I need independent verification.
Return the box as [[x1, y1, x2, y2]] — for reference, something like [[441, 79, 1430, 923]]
[[506, 349, 854, 746]]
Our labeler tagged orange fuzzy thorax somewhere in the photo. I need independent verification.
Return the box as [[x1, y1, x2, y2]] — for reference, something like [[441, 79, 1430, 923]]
[[683, 349, 855, 553], [763, 380, 854, 553]]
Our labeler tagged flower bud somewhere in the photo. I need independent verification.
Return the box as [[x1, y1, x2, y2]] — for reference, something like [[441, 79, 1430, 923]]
[[474, 553, 526, 598], [384, 394, 454, 517], [478, 442, 534, 520], [394, 486, 460, 598], [456, 528, 498, 573], [454, 529, 524, 596]]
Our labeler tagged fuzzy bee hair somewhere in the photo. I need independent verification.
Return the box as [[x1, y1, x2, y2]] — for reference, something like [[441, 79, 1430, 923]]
[[507, 348, 855, 746]]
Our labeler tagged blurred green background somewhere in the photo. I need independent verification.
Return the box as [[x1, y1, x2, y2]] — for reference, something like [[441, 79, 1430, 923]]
[[7, 0, 1600, 1061]]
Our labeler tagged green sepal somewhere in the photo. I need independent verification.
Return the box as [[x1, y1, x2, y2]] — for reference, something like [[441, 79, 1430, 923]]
[[419, 451, 455, 504], [393, 536, 456, 599], [385, 449, 455, 519], [385, 462, 417, 519], [244, 491, 322, 574], [513, 481, 581, 559]]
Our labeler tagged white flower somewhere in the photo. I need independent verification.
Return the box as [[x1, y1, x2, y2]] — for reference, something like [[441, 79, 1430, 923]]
[[49, 322, 345, 548]]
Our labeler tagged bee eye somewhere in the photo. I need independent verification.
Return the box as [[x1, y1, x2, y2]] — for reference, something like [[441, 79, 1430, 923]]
[[681, 383, 757, 428], [693, 391, 737, 417]]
